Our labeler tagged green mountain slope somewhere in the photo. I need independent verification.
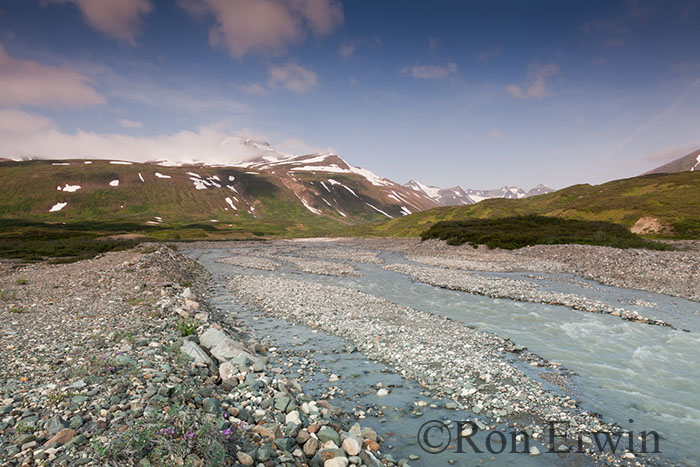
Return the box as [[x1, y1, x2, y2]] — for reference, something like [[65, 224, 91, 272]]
[[349, 171, 700, 239], [0, 157, 438, 240]]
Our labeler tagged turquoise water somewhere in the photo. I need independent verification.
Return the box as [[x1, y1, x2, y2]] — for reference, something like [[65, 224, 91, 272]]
[[190, 247, 700, 466]]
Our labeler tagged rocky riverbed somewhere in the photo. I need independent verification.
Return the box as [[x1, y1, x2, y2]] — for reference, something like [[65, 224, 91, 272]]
[[226, 274, 646, 465], [0, 247, 392, 466]]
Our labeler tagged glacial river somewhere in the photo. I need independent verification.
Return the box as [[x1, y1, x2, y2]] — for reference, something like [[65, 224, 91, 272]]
[[188, 245, 700, 466]]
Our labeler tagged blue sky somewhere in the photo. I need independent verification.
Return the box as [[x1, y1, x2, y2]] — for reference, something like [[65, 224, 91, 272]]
[[1, 0, 699, 189]]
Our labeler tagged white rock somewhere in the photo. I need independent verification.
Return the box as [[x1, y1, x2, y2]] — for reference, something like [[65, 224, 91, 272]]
[[181, 288, 194, 300], [199, 327, 228, 349], [342, 436, 361, 456], [324, 457, 349, 467], [376, 388, 389, 396], [181, 340, 214, 367], [286, 410, 301, 426], [529, 446, 540, 456]]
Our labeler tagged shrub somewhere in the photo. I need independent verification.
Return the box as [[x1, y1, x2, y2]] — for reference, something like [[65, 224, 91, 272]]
[[421, 215, 671, 250]]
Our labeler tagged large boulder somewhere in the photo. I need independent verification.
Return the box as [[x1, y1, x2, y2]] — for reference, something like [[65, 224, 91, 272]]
[[199, 327, 228, 350], [181, 340, 214, 367], [210, 338, 254, 364]]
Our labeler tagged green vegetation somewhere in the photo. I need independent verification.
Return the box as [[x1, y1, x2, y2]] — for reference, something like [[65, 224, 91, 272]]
[[15, 278, 27, 285], [0, 220, 140, 262], [350, 172, 700, 239], [177, 318, 199, 337], [422, 215, 670, 250]]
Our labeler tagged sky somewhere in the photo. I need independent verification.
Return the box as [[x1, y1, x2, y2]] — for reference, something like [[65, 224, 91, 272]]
[[1, 0, 699, 190]]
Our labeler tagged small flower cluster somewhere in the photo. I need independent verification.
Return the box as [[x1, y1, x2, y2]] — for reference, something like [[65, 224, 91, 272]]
[[157, 427, 175, 437]]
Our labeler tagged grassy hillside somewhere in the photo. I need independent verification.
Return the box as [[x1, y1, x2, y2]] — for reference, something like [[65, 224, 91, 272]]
[[422, 216, 669, 250], [349, 171, 700, 239], [0, 159, 402, 241]]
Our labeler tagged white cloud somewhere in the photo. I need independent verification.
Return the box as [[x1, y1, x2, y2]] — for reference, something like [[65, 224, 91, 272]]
[[277, 137, 335, 155], [119, 118, 143, 128], [506, 63, 559, 100], [400, 62, 457, 80], [0, 43, 105, 108], [0, 109, 54, 134], [43, 0, 152, 44], [268, 63, 317, 93], [0, 115, 271, 164], [178, 0, 343, 58]]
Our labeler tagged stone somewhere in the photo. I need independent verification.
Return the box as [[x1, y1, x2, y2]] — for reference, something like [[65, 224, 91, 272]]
[[329, 374, 339, 382], [14, 434, 35, 446], [181, 340, 214, 367], [202, 398, 221, 414], [274, 395, 293, 413], [236, 452, 254, 465], [376, 389, 389, 396], [63, 434, 87, 449], [44, 428, 76, 447], [318, 426, 340, 445], [210, 338, 253, 363], [181, 288, 194, 300], [285, 410, 301, 426], [342, 437, 361, 456], [529, 446, 540, 456], [303, 437, 319, 456], [44, 415, 67, 436], [256, 445, 275, 462], [199, 327, 227, 350], [219, 361, 237, 380], [361, 427, 377, 442], [325, 457, 349, 467], [296, 429, 310, 445]]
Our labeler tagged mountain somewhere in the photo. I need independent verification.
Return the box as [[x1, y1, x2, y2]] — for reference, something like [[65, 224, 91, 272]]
[[405, 180, 553, 206], [352, 171, 700, 239], [0, 152, 439, 239], [644, 148, 700, 175]]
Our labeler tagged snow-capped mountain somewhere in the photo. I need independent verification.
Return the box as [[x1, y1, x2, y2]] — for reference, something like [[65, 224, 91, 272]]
[[405, 180, 553, 206]]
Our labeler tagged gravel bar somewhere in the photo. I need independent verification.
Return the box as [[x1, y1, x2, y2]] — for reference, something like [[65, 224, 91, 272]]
[[385, 263, 670, 327], [228, 274, 636, 465]]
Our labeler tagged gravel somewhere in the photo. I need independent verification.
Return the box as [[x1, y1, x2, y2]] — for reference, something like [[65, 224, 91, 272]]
[[384, 263, 670, 327], [0, 247, 391, 466], [227, 274, 631, 464]]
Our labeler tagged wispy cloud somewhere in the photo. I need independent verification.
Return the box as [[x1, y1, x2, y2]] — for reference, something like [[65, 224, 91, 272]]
[[400, 62, 457, 80], [179, 0, 343, 58], [506, 63, 559, 100], [268, 62, 317, 93], [607, 78, 700, 157], [0, 43, 105, 108], [235, 82, 267, 96], [338, 43, 356, 59], [490, 130, 502, 140], [478, 46, 501, 62], [42, 0, 152, 44], [119, 118, 143, 128], [427, 36, 441, 51]]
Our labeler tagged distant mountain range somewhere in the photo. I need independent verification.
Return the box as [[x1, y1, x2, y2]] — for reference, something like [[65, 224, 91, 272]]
[[2, 140, 698, 239], [405, 180, 553, 206], [644, 148, 700, 175]]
